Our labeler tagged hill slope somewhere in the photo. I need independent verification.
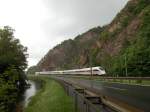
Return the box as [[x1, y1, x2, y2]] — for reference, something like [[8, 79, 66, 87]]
[[35, 0, 150, 77]]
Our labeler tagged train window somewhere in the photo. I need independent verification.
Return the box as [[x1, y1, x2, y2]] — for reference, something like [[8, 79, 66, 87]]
[[93, 69, 99, 71], [99, 67, 104, 70]]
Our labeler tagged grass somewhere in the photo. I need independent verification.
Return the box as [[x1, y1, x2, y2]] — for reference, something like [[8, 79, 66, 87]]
[[25, 76, 75, 112]]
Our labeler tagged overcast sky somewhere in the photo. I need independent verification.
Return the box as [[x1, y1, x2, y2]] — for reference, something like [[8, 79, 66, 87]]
[[0, 0, 128, 67]]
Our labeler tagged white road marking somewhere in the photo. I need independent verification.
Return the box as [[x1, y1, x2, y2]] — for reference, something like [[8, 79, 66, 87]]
[[104, 86, 127, 91]]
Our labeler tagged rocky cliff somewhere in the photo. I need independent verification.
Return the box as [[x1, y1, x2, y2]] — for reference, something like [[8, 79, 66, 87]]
[[34, 0, 150, 76]]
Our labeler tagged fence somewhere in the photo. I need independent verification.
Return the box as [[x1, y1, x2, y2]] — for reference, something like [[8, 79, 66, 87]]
[[55, 79, 110, 112]]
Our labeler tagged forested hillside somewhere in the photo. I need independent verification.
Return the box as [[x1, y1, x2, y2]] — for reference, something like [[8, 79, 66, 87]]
[[34, 0, 150, 77]]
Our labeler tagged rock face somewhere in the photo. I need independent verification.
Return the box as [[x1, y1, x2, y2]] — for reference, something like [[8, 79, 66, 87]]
[[37, 27, 103, 71], [36, 0, 150, 76]]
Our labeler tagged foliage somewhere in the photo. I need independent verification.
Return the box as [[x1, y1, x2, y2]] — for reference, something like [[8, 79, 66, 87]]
[[88, 26, 103, 34], [0, 26, 27, 73], [133, 0, 150, 15], [27, 66, 38, 75], [106, 6, 150, 77], [0, 26, 28, 112], [0, 67, 19, 112]]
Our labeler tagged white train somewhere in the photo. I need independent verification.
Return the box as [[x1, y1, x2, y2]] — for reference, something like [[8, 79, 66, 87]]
[[35, 66, 106, 76]]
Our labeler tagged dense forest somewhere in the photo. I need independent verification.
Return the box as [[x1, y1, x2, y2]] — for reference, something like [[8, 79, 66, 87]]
[[29, 0, 150, 77], [0, 26, 28, 112]]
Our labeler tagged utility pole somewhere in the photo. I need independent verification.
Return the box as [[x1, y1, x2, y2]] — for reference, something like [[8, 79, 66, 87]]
[[87, 49, 93, 88], [90, 55, 93, 80], [85, 48, 93, 88], [125, 55, 128, 77]]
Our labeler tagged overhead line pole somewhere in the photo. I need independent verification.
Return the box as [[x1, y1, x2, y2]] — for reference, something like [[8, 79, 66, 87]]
[[125, 54, 128, 77], [88, 49, 93, 88]]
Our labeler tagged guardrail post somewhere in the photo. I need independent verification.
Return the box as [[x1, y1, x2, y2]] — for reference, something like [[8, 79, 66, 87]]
[[66, 85, 69, 95], [85, 102, 89, 112], [75, 92, 78, 112], [129, 79, 131, 84]]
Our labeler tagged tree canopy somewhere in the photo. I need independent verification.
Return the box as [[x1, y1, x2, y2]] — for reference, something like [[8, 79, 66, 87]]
[[0, 26, 28, 112], [0, 26, 27, 73]]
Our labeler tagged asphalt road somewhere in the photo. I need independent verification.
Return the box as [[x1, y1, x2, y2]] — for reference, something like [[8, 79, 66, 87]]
[[54, 76, 150, 112]]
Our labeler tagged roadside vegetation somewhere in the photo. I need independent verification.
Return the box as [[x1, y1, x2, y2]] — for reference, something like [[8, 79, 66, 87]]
[[0, 26, 28, 112], [25, 76, 75, 112]]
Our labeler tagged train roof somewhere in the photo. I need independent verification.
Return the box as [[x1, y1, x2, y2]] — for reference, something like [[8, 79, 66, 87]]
[[53, 66, 104, 72]]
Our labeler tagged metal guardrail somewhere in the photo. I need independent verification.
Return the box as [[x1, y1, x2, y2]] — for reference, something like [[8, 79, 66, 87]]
[[54, 78, 113, 112]]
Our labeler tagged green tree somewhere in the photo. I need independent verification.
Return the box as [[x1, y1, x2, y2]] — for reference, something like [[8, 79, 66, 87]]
[[0, 26, 28, 112]]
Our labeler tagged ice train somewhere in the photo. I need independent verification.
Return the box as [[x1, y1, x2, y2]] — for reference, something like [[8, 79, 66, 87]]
[[35, 66, 106, 76]]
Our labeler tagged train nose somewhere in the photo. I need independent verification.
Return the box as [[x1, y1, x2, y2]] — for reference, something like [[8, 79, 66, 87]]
[[101, 71, 106, 74]]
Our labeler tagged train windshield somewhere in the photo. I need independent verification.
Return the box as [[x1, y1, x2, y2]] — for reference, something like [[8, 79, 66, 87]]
[[99, 67, 104, 71]]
